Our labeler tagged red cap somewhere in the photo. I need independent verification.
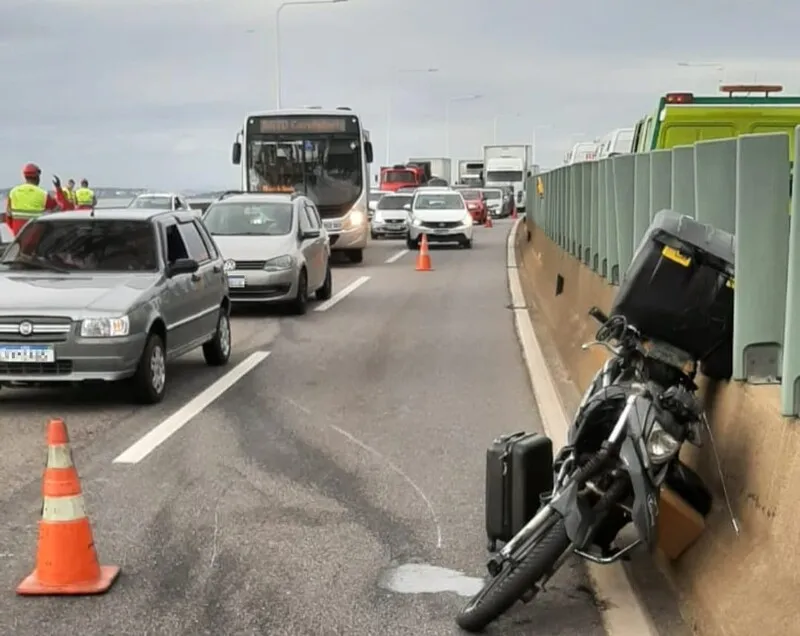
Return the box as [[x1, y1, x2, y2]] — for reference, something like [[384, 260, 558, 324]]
[[22, 163, 41, 178]]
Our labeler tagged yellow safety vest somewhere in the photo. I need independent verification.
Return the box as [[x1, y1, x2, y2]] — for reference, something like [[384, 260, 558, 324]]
[[63, 188, 76, 204], [75, 187, 94, 206], [8, 183, 47, 220]]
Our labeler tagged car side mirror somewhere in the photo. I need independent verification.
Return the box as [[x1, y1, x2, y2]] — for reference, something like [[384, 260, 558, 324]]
[[302, 229, 321, 239], [403, 203, 411, 210], [232, 142, 242, 165], [168, 258, 199, 277], [365, 141, 374, 164]]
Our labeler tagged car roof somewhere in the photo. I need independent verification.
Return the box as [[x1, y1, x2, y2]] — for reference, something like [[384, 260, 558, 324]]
[[414, 186, 453, 193], [35, 208, 189, 223], [211, 192, 300, 204]]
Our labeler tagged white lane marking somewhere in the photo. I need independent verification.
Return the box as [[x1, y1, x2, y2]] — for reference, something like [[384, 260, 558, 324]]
[[314, 275, 371, 312], [384, 249, 409, 264], [113, 351, 271, 465], [329, 424, 443, 550], [506, 220, 658, 636]]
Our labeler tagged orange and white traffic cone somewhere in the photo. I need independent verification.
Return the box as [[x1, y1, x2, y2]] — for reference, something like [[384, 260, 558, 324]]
[[415, 233, 433, 271], [484, 214, 493, 228], [17, 418, 120, 596]]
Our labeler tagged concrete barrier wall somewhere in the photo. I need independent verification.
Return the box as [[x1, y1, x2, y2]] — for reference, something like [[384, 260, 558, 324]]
[[518, 130, 800, 636]]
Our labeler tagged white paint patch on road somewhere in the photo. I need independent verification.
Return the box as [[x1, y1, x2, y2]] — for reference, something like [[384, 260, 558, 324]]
[[378, 563, 484, 597], [505, 219, 658, 636], [329, 424, 443, 549], [384, 249, 409, 264], [314, 275, 371, 312], [112, 351, 271, 465]]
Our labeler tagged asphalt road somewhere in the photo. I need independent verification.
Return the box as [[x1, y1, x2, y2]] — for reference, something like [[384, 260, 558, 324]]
[[0, 221, 606, 635]]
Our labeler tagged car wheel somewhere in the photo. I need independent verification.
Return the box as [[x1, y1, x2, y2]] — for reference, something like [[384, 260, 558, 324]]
[[370, 232, 378, 240], [347, 249, 363, 264], [131, 333, 167, 404], [289, 268, 308, 315], [202, 308, 232, 367], [316, 264, 333, 300], [462, 238, 473, 249], [406, 238, 418, 250]]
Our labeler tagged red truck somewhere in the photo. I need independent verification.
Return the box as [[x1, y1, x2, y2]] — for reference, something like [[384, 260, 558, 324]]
[[379, 164, 426, 192]]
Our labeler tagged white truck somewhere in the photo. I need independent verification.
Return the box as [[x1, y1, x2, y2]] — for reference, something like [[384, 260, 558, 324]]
[[457, 159, 484, 186], [407, 157, 452, 184], [482, 145, 533, 213]]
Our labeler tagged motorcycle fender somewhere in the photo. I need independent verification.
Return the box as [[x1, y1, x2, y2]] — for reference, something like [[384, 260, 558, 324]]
[[619, 437, 659, 549], [550, 480, 596, 548]]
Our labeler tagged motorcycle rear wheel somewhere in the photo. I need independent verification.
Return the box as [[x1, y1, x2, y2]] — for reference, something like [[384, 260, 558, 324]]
[[455, 518, 571, 632]]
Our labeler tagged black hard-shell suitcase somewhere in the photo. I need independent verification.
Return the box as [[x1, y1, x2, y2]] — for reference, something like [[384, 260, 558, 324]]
[[611, 209, 735, 378], [485, 431, 554, 552]]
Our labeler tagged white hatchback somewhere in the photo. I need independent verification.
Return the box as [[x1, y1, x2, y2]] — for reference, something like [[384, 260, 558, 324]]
[[406, 190, 473, 249]]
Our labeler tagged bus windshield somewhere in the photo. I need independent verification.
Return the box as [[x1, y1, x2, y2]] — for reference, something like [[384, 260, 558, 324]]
[[245, 115, 364, 218]]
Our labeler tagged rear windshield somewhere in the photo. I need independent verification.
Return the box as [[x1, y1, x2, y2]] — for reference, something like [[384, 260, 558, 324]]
[[1, 219, 158, 272], [483, 190, 502, 200], [377, 195, 412, 210], [203, 202, 294, 236], [383, 170, 416, 183], [460, 189, 480, 200], [129, 196, 171, 209]]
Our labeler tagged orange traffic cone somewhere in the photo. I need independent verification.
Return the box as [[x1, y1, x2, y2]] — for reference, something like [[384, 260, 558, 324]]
[[484, 214, 493, 228], [415, 233, 433, 271], [17, 418, 120, 596]]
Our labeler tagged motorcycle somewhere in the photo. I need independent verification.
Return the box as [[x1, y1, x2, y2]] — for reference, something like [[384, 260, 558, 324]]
[[456, 308, 730, 632]]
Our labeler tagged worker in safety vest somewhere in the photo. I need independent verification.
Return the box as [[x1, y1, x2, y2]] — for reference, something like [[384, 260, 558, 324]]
[[62, 179, 77, 206], [74, 178, 96, 210], [5, 163, 65, 235]]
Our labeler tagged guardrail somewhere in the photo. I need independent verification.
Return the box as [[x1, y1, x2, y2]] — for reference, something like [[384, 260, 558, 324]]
[[525, 128, 800, 416]]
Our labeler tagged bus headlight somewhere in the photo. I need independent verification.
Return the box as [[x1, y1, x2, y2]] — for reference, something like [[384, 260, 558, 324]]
[[349, 210, 366, 226], [645, 421, 681, 464]]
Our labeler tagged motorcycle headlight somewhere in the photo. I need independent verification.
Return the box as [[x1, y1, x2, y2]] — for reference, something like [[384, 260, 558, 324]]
[[264, 255, 295, 271], [645, 421, 681, 464]]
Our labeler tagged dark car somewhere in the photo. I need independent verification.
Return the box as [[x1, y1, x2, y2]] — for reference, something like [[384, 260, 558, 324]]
[[0, 209, 232, 403]]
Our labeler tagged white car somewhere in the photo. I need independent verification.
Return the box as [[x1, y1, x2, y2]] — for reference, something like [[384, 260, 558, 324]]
[[368, 189, 390, 219], [371, 193, 413, 240], [127, 192, 194, 212], [406, 190, 473, 249]]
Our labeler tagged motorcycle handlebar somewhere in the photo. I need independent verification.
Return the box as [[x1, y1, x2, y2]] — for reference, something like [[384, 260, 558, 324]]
[[588, 306, 609, 325]]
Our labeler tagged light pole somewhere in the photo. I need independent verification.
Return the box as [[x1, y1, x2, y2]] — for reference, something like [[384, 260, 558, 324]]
[[445, 94, 482, 158], [677, 61, 726, 88], [386, 68, 438, 165], [275, 0, 348, 109]]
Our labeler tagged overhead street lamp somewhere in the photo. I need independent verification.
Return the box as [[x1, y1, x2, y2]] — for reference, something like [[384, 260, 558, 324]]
[[445, 94, 482, 158], [274, 0, 349, 109], [386, 68, 439, 165]]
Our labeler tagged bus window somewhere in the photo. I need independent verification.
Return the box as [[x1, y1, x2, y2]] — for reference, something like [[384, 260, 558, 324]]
[[662, 125, 736, 148], [639, 117, 654, 151]]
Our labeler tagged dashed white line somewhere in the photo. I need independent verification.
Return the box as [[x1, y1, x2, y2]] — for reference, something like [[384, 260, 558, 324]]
[[384, 249, 409, 264], [314, 275, 371, 312], [112, 351, 271, 465]]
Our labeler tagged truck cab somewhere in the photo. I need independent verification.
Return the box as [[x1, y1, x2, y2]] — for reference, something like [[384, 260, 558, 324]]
[[379, 164, 425, 192], [632, 84, 800, 156]]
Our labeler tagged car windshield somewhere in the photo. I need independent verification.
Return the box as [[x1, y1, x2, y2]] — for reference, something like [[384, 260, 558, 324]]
[[483, 190, 502, 200], [129, 196, 171, 209], [203, 202, 294, 236], [460, 189, 480, 200], [0, 219, 157, 272], [377, 195, 411, 210], [414, 193, 464, 210], [368, 191, 386, 204]]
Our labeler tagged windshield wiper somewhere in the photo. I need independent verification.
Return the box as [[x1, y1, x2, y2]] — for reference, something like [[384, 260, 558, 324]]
[[1, 255, 70, 273]]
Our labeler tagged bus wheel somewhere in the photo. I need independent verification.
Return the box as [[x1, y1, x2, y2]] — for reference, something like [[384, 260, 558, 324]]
[[347, 249, 363, 264]]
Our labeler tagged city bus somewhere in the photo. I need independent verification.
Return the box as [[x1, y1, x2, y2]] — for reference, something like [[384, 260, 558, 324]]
[[231, 107, 374, 264]]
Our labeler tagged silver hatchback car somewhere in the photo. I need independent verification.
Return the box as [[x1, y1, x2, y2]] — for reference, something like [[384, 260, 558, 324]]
[[0, 209, 232, 404], [202, 192, 332, 314]]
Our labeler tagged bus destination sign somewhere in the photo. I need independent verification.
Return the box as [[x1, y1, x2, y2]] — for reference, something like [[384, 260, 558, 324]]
[[250, 116, 356, 134]]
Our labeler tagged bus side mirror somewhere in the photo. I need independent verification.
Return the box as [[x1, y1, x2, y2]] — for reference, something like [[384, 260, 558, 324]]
[[232, 142, 242, 165], [365, 141, 374, 164]]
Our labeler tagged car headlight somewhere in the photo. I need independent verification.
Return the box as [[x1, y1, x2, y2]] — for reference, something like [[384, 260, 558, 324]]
[[411, 215, 425, 226], [264, 255, 295, 271], [349, 210, 366, 226], [373, 212, 384, 224], [461, 214, 473, 226], [223, 258, 236, 272], [81, 316, 130, 338], [645, 421, 681, 464]]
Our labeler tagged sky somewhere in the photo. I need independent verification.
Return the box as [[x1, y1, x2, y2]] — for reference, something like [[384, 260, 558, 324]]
[[3, 0, 800, 189]]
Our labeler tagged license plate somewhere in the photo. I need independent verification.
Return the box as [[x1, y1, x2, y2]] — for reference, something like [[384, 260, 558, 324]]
[[227, 275, 246, 288], [433, 228, 450, 234], [0, 344, 55, 363], [324, 220, 342, 232]]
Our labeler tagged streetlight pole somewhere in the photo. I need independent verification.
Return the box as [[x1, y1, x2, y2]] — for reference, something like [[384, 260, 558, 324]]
[[386, 68, 438, 165], [445, 94, 482, 158], [275, 0, 348, 109]]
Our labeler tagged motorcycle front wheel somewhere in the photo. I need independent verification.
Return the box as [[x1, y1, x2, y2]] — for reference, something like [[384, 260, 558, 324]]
[[455, 518, 571, 633]]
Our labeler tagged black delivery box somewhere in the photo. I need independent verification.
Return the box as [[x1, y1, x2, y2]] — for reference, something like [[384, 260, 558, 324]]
[[610, 210, 735, 370]]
